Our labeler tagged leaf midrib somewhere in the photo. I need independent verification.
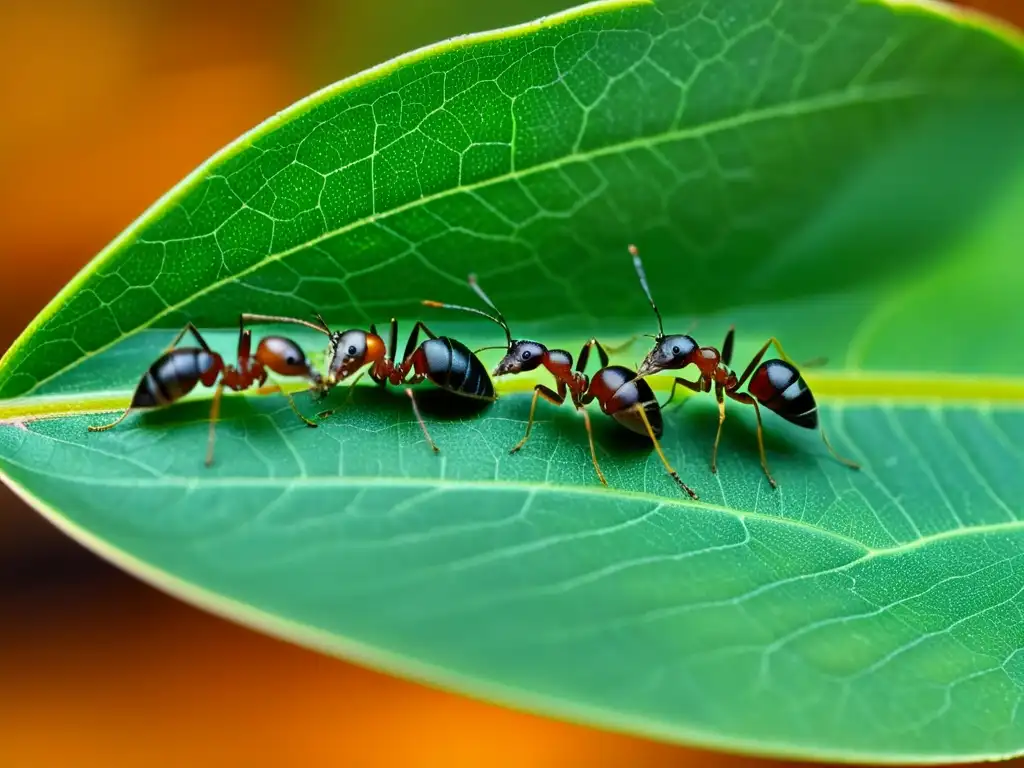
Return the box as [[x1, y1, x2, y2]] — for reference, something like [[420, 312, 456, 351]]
[[9, 80, 940, 398], [2, 370, 1024, 422]]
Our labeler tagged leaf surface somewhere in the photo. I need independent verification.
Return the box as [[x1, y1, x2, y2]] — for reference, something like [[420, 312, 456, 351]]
[[2, 0, 1024, 761]]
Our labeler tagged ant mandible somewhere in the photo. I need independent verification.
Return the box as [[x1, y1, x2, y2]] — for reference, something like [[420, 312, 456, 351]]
[[423, 278, 699, 499], [87, 318, 321, 466], [239, 312, 496, 452], [628, 244, 860, 488]]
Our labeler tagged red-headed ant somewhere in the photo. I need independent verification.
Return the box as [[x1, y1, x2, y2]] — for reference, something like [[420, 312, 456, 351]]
[[628, 244, 860, 488], [423, 279, 699, 499], [87, 319, 321, 466], [239, 312, 496, 452]]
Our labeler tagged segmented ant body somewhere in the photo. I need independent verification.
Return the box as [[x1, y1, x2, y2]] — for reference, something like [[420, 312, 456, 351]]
[[87, 320, 321, 465], [240, 313, 496, 452], [628, 245, 860, 487], [424, 279, 699, 499]]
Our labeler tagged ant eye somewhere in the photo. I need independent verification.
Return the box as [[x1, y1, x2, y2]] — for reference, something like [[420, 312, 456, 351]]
[[521, 350, 532, 360], [347, 345, 357, 356], [672, 346, 680, 355]]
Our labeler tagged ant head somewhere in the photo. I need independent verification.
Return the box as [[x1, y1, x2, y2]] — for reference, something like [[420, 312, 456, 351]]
[[325, 329, 386, 382], [636, 334, 698, 377], [255, 336, 321, 384], [493, 339, 547, 377]]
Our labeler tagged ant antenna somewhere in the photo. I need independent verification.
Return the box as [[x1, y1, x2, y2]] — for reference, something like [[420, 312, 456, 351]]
[[421, 274, 513, 348], [466, 274, 512, 348], [239, 313, 331, 337], [421, 300, 512, 348], [312, 312, 332, 333], [628, 244, 664, 339]]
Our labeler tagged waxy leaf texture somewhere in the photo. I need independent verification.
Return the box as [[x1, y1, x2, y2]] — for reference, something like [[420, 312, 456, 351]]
[[2, 0, 1023, 762]]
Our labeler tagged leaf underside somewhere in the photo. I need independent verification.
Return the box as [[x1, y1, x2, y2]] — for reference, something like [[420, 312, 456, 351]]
[[2, 0, 1024, 762]]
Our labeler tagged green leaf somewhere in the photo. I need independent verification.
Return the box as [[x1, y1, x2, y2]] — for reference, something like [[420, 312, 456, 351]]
[[2, 0, 1023, 762]]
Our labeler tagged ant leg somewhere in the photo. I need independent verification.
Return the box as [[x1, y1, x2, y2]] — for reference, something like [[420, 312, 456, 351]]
[[728, 391, 777, 488], [404, 388, 440, 453], [633, 402, 698, 499], [734, 336, 802, 390], [660, 376, 701, 410], [387, 318, 399, 363], [764, 336, 795, 365], [235, 316, 253, 361], [316, 369, 368, 420], [371, 320, 399, 365], [253, 381, 318, 428], [161, 322, 213, 355], [577, 405, 608, 487], [710, 382, 728, 475], [733, 340, 772, 390], [510, 383, 566, 455], [204, 382, 226, 467], [575, 338, 612, 374], [821, 425, 861, 470], [87, 408, 135, 432], [722, 326, 735, 369], [401, 321, 440, 362]]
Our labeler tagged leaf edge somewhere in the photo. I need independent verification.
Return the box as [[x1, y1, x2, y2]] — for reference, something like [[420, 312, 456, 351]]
[[3, 0, 1023, 396]]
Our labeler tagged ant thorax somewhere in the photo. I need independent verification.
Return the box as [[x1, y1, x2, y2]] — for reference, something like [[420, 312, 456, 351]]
[[692, 346, 723, 381]]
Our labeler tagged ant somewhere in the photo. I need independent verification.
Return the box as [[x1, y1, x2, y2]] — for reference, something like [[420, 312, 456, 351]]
[[239, 312, 497, 452], [87, 319, 321, 466], [627, 244, 860, 488], [423, 278, 700, 499]]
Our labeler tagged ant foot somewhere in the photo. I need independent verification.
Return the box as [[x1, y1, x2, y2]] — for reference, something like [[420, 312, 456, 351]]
[[670, 473, 699, 500]]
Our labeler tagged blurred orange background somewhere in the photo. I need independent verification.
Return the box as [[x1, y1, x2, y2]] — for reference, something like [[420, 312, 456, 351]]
[[2, 1, 1022, 766]]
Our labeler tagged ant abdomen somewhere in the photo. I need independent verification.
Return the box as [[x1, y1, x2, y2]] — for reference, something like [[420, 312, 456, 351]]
[[748, 359, 818, 429], [590, 366, 664, 439], [132, 348, 221, 408], [416, 336, 495, 400]]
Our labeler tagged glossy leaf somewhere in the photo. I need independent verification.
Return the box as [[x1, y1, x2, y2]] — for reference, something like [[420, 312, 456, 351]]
[[2, 0, 1024, 762]]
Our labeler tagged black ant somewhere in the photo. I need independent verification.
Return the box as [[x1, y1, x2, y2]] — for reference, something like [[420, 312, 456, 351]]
[[628, 244, 860, 488], [423, 279, 699, 499], [239, 312, 496, 452], [87, 319, 321, 466]]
